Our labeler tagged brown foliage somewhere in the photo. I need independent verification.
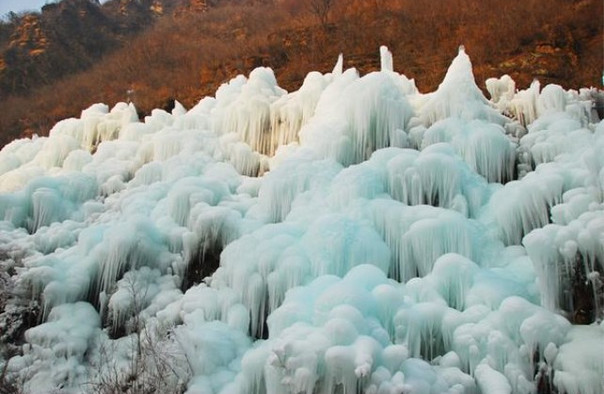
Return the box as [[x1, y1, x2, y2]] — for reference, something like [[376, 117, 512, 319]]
[[0, 0, 602, 147]]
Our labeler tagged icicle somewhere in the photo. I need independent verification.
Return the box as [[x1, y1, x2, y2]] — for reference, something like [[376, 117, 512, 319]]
[[486, 75, 516, 114], [31, 188, 64, 232], [481, 169, 563, 246], [212, 67, 286, 156], [429, 254, 479, 311], [510, 80, 540, 127], [246, 272, 268, 338], [395, 302, 447, 359], [370, 200, 492, 283], [524, 209, 604, 323]]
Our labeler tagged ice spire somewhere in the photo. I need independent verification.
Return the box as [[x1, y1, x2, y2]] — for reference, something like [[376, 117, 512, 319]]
[[419, 45, 507, 126], [332, 53, 344, 76], [380, 45, 393, 72]]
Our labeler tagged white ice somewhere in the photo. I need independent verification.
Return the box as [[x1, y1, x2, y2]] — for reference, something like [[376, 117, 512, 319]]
[[0, 46, 602, 394]]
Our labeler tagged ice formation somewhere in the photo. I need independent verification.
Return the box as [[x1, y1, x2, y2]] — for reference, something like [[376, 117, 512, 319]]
[[0, 47, 603, 394]]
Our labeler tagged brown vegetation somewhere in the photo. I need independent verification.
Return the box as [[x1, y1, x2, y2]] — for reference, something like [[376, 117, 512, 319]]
[[0, 0, 601, 148], [0, 0, 175, 97]]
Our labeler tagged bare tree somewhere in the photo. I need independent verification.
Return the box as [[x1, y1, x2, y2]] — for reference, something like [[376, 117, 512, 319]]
[[89, 273, 190, 393], [87, 325, 190, 394], [308, 0, 336, 27]]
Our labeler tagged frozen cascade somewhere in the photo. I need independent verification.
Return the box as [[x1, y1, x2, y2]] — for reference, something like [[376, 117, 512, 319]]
[[486, 74, 516, 116], [212, 68, 287, 156], [480, 168, 564, 246], [252, 154, 342, 223], [412, 48, 517, 183], [368, 199, 499, 282], [178, 321, 252, 394], [419, 118, 517, 183], [517, 90, 598, 177], [231, 264, 569, 394], [522, 117, 604, 322], [0, 46, 603, 394], [519, 113, 585, 169], [213, 214, 392, 339], [47, 102, 139, 152], [0, 173, 98, 232], [488, 78, 594, 132], [524, 209, 604, 323], [298, 55, 416, 166], [269, 55, 343, 154], [418, 46, 508, 127], [492, 78, 541, 127], [374, 145, 491, 217], [0, 137, 46, 179], [106, 267, 180, 334]]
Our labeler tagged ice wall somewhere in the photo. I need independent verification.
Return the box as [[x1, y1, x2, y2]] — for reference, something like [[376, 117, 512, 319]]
[[0, 46, 603, 394]]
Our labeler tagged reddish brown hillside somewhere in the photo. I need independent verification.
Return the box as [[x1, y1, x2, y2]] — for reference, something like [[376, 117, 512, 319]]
[[0, 0, 601, 147]]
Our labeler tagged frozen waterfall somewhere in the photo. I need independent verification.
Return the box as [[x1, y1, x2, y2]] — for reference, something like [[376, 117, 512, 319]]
[[0, 47, 602, 394]]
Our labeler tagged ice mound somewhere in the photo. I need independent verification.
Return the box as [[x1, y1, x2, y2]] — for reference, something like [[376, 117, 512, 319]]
[[7, 302, 101, 392], [553, 325, 604, 394], [229, 263, 568, 394]]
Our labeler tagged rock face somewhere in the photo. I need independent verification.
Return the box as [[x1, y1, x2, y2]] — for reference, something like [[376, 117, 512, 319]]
[[7, 15, 48, 57], [0, 0, 198, 98]]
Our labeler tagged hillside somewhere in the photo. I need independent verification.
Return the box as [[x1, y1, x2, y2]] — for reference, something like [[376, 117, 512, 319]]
[[0, 0, 189, 96], [0, 0, 601, 147]]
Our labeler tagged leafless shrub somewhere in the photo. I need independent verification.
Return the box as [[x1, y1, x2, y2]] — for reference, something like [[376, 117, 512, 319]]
[[88, 273, 190, 394]]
